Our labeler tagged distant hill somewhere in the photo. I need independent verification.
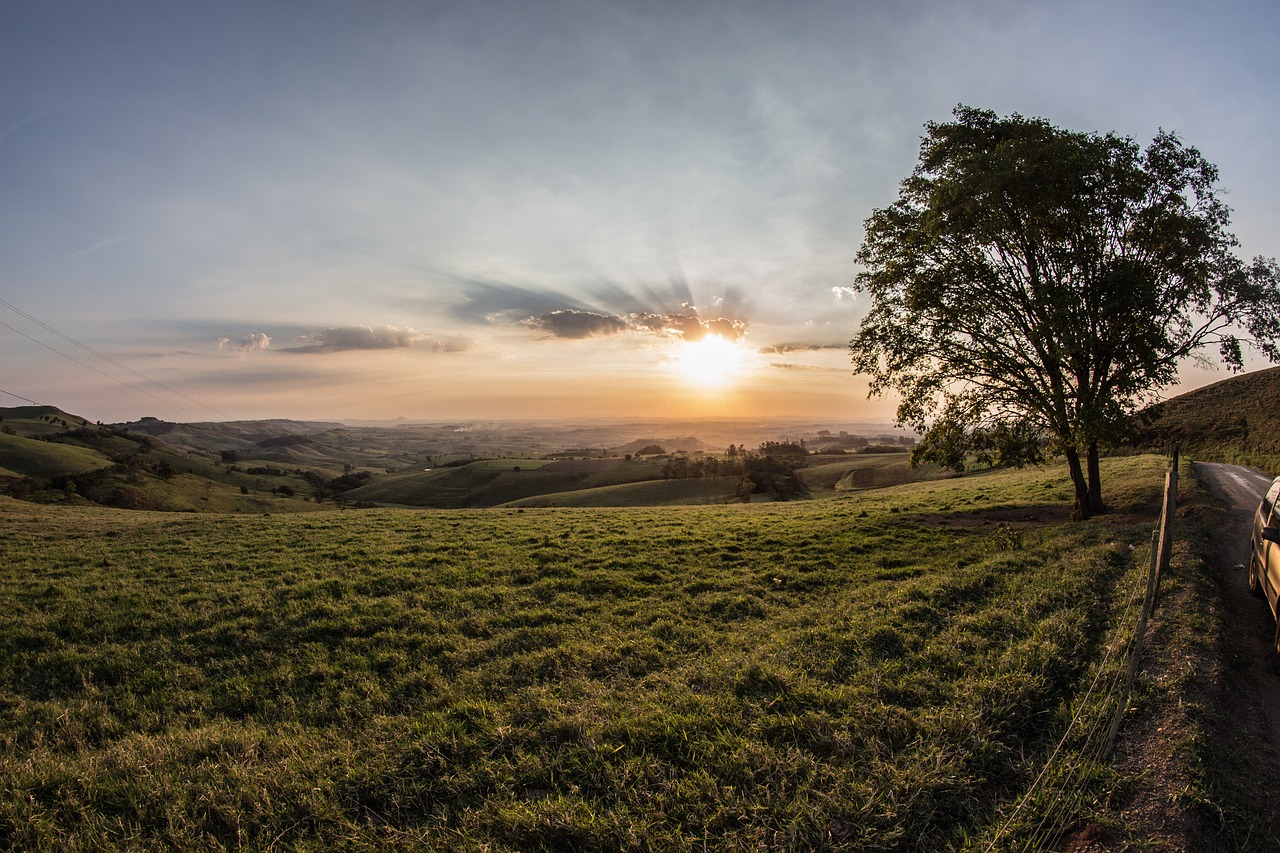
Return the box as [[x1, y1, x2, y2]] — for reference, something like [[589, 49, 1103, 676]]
[[1137, 366, 1280, 458], [615, 436, 709, 454], [116, 418, 345, 453], [2, 405, 941, 511], [344, 457, 668, 508], [0, 406, 335, 513]]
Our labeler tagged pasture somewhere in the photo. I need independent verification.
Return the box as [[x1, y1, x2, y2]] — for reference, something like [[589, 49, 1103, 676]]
[[0, 456, 1168, 850]]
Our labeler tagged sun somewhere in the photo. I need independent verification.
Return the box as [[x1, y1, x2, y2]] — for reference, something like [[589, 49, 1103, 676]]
[[669, 335, 752, 388]]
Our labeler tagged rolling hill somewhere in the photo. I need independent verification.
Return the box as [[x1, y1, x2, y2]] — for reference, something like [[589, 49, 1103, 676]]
[[343, 457, 677, 508], [0, 406, 331, 513], [1137, 366, 1280, 460]]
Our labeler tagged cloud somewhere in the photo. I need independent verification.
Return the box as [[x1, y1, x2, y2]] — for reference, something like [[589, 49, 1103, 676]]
[[217, 332, 271, 353], [434, 275, 753, 343], [524, 308, 749, 343], [524, 310, 630, 339], [758, 342, 846, 354], [278, 325, 476, 354], [768, 361, 827, 371], [619, 310, 746, 342], [832, 286, 858, 301], [427, 335, 476, 353], [446, 279, 592, 325]]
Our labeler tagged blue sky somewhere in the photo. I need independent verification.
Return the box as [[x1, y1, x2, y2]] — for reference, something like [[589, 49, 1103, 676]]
[[2, 0, 1278, 422]]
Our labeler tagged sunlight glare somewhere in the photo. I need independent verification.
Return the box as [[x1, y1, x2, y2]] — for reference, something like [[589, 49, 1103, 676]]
[[670, 335, 751, 389]]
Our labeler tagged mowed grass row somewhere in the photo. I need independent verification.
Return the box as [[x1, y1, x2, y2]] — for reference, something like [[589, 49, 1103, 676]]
[[0, 457, 1166, 851]]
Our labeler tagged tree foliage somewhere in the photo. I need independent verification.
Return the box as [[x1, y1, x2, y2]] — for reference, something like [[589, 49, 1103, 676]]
[[851, 106, 1280, 518]]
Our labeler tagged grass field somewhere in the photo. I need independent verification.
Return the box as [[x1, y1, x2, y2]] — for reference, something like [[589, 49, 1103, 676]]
[[0, 456, 1168, 850]]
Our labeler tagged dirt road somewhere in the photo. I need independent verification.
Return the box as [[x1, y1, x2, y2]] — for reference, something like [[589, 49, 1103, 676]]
[[1189, 461, 1280, 760]]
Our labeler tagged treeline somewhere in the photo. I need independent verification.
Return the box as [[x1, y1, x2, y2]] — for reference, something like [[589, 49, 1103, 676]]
[[661, 441, 809, 501]]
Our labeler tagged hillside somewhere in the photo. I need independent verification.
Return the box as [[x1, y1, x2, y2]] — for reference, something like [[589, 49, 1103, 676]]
[[0, 431, 113, 478], [0, 407, 332, 513], [1137, 366, 1280, 459]]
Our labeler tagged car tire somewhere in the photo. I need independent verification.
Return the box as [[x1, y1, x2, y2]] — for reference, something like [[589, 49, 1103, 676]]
[[1250, 548, 1267, 599], [1273, 618, 1280, 672]]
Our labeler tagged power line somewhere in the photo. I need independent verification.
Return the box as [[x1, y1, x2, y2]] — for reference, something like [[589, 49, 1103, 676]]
[[0, 318, 208, 420], [0, 297, 232, 420], [0, 387, 41, 406]]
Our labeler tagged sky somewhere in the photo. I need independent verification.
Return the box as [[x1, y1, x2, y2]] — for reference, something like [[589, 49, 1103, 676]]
[[2, 0, 1279, 424]]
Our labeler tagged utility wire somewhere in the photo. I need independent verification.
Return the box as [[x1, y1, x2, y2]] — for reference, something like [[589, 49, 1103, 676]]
[[0, 297, 231, 420], [0, 387, 41, 406], [0, 318, 207, 420]]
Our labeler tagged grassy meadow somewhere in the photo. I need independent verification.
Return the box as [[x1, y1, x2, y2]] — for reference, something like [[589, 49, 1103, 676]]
[[0, 456, 1169, 850]]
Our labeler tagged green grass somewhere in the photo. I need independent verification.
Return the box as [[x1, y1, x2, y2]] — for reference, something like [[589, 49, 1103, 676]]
[[1138, 364, 1280, 458], [0, 456, 1168, 850], [0, 432, 113, 478], [502, 475, 740, 507], [800, 452, 950, 493]]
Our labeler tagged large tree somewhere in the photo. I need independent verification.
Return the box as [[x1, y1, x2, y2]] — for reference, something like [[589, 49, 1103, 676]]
[[850, 106, 1280, 519]]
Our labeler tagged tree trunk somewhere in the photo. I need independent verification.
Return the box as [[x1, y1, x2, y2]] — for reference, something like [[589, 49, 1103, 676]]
[[1066, 447, 1092, 521], [1086, 440, 1105, 513]]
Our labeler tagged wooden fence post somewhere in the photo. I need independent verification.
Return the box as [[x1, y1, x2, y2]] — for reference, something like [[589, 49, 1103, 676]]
[[1104, 529, 1160, 757], [1152, 455, 1178, 607]]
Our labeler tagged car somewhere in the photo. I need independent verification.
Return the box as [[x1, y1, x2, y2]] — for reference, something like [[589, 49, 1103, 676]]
[[1249, 475, 1280, 653]]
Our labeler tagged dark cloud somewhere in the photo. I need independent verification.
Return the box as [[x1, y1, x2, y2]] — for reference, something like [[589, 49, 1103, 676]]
[[279, 325, 423, 353], [525, 310, 629, 339]]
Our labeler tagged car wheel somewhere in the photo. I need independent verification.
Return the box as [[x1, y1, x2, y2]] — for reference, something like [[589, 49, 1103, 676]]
[[1250, 548, 1266, 599]]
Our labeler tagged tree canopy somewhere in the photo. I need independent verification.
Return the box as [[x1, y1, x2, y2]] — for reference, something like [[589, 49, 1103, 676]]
[[850, 106, 1280, 519]]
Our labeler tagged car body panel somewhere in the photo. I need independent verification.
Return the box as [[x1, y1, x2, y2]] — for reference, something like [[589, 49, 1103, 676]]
[[1249, 476, 1280, 621]]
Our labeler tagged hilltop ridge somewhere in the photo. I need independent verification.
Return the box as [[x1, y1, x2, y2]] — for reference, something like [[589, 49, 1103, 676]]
[[1137, 366, 1280, 458]]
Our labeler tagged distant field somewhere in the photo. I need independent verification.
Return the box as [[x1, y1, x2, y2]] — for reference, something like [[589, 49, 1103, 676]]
[[0, 456, 1167, 850], [350, 453, 948, 509], [346, 456, 672, 508], [502, 475, 740, 507]]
